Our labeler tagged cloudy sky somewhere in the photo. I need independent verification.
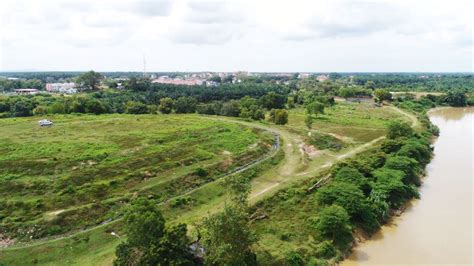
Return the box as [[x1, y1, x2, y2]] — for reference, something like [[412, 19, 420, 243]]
[[0, 0, 472, 72]]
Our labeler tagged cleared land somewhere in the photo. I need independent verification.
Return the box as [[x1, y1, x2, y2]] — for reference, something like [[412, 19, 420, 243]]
[[0, 103, 413, 265], [0, 114, 274, 241]]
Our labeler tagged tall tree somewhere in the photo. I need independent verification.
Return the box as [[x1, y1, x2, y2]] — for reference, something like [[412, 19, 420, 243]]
[[76, 71, 103, 91], [114, 198, 195, 265], [201, 203, 256, 265], [374, 89, 392, 104], [158, 97, 175, 114]]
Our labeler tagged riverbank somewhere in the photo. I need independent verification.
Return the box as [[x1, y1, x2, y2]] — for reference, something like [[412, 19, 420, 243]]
[[343, 107, 473, 265]]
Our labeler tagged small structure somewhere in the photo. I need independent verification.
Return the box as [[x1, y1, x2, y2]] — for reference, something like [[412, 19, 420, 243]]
[[346, 96, 373, 103], [45, 83, 77, 94], [14, 88, 39, 95], [38, 119, 53, 126]]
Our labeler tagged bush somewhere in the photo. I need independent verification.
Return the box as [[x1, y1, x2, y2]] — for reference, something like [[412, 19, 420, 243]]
[[314, 240, 337, 259], [384, 156, 421, 186], [316, 181, 378, 232], [371, 168, 414, 208], [175, 96, 197, 114], [387, 120, 413, 139], [312, 205, 352, 248], [309, 133, 344, 151], [396, 138, 432, 165], [285, 250, 304, 266], [125, 101, 148, 114], [333, 167, 370, 194], [269, 109, 288, 125], [158, 97, 174, 114]]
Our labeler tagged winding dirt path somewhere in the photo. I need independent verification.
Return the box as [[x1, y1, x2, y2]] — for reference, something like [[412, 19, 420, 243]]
[[3, 106, 417, 252]]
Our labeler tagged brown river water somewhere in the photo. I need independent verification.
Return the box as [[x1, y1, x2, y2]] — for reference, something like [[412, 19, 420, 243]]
[[343, 107, 473, 265]]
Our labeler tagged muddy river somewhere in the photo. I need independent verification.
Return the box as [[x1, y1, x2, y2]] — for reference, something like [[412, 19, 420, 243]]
[[343, 107, 473, 265]]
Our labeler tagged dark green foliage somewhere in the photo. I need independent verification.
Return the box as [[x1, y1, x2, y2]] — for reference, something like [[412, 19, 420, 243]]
[[269, 109, 288, 125], [125, 101, 148, 114], [371, 168, 416, 208], [352, 73, 474, 92], [285, 250, 304, 265], [316, 181, 378, 232], [240, 105, 265, 120], [158, 97, 174, 114], [381, 139, 404, 154], [387, 120, 413, 139], [384, 156, 421, 186], [84, 99, 107, 114], [114, 198, 195, 265], [76, 71, 103, 91], [259, 92, 286, 109], [201, 204, 257, 266], [397, 138, 432, 165], [220, 100, 241, 117], [342, 150, 386, 177], [333, 167, 370, 194], [175, 96, 198, 114], [314, 240, 337, 259], [312, 205, 352, 248], [306, 101, 325, 116], [374, 89, 392, 103], [443, 90, 467, 106]]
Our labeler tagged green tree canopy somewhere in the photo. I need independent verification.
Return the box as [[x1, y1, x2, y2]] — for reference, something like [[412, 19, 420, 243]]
[[201, 204, 257, 265], [114, 198, 195, 265], [76, 71, 103, 91], [312, 205, 352, 247], [158, 97, 175, 114], [374, 89, 392, 103], [269, 109, 288, 125], [175, 96, 197, 114], [387, 120, 413, 139]]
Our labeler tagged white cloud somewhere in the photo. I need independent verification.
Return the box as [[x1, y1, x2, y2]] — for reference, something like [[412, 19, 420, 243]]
[[0, 0, 472, 71]]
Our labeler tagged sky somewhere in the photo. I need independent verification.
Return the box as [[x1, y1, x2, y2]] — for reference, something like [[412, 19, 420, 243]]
[[0, 0, 472, 72]]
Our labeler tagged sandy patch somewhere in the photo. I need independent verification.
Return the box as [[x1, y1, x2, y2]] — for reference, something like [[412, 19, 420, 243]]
[[299, 144, 321, 157]]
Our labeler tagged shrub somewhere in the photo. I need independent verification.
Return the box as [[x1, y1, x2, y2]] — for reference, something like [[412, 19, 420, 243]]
[[384, 156, 421, 186], [125, 101, 148, 114], [285, 250, 304, 266], [309, 133, 344, 151], [387, 120, 413, 139], [333, 167, 370, 195], [312, 205, 352, 248], [314, 240, 337, 259], [269, 109, 288, 125]]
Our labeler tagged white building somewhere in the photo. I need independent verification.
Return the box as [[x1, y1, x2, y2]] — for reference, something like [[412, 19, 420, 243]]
[[45, 83, 77, 94]]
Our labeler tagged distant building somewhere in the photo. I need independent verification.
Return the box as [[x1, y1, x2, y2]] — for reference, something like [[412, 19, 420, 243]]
[[45, 83, 77, 94], [14, 88, 39, 95], [298, 73, 310, 79], [152, 76, 206, 86], [316, 75, 329, 82]]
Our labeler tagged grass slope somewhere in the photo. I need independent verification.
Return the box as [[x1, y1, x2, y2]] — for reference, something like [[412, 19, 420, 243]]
[[0, 103, 411, 265]]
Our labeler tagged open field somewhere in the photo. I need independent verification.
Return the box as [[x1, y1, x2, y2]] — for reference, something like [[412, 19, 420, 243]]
[[0, 102, 415, 265], [0, 114, 274, 241]]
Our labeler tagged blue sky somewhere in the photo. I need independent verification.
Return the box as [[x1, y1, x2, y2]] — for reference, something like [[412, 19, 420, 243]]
[[0, 0, 472, 72]]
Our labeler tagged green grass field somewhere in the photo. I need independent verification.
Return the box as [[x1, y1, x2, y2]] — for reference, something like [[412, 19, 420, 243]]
[[0, 102, 414, 265], [0, 114, 273, 241]]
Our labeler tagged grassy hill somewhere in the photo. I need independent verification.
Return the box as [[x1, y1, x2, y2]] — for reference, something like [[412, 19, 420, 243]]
[[0, 102, 413, 265]]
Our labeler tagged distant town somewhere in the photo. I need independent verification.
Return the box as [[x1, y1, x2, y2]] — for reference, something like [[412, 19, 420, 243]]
[[0, 71, 334, 95]]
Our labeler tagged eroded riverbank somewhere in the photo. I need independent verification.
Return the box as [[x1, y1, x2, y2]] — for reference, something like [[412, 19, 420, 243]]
[[344, 107, 473, 265]]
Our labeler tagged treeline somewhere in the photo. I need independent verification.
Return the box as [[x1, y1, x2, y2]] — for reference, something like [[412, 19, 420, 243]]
[[351, 73, 474, 92], [0, 90, 292, 124], [124, 78, 289, 101], [0, 78, 45, 92], [392, 90, 474, 108]]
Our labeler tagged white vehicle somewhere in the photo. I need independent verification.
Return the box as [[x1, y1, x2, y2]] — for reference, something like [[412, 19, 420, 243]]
[[38, 119, 53, 126]]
